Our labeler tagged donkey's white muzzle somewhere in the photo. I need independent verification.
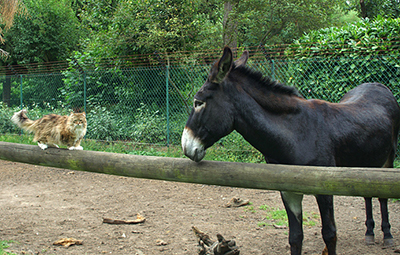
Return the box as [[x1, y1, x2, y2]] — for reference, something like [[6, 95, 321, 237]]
[[181, 128, 205, 162]]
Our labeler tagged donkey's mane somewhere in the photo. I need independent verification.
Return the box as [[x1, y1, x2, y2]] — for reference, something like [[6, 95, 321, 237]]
[[233, 64, 302, 98]]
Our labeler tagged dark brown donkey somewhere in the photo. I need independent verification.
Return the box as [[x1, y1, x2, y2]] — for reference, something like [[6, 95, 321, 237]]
[[181, 46, 400, 255]]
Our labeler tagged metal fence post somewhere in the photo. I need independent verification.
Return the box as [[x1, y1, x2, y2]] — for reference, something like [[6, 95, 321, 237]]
[[20, 74, 23, 109], [83, 71, 87, 113], [271, 59, 275, 81], [166, 65, 170, 146]]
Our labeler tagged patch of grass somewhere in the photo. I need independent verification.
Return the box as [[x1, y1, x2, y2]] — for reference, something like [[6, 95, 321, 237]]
[[257, 221, 268, 227], [82, 139, 183, 158], [0, 240, 16, 255], [258, 205, 320, 227], [0, 134, 36, 146], [303, 211, 320, 227], [265, 208, 288, 226], [244, 206, 256, 213]]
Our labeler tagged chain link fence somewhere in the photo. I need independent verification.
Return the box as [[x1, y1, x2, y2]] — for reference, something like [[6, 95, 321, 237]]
[[1, 56, 400, 154]]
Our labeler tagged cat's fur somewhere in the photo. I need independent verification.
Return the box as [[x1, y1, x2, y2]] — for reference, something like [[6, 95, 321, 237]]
[[11, 110, 87, 150]]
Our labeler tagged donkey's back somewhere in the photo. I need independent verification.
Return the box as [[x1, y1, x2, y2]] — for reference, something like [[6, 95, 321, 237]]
[[332, 83, 400, 168]]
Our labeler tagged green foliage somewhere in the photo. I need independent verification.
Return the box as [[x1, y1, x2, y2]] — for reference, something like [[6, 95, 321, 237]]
[[204, 131, 265, 163], [2, 0, 82, 65], [70, 0, 356, 60], [284, 17, 400, 102], [347, 0, 400, 19], [131, 103, 166, 143], [23, 74, 66, 109], [286, 17, 400, 58], [231, 0, 347, 46], [0, 0, 394, 70], [77, 0, 120, 32], [84, 103, 167, 143], [62, 51, 200, 114], [86, 104, 127, 141], [0, 74, 67, 109], [78, 0, 223, 59], [0, 104, 20, 134]]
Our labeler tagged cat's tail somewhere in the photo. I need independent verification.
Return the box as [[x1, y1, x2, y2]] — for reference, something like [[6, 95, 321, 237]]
[[11, 110, 36, 132]]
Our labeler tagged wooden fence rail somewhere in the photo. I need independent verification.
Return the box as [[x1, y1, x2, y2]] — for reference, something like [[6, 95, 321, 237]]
[[0, 142, 399, 198]]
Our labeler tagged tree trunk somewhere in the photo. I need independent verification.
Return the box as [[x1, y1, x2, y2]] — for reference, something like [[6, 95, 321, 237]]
[[223, 2, 237, 57], [360, 0, 367, 18], [2, 75, 11, 106]]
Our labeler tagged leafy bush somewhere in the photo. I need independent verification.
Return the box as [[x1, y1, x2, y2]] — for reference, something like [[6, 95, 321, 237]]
[[0, 104, 21, 134], [130, 103, 166, 143], [86, 103, 167, 144], [86, 104, 127, 141], [286, 16, 400, 58], [284, 16, 400, 101], [204, 131, 265, 164], [62, 51, 175, 112]]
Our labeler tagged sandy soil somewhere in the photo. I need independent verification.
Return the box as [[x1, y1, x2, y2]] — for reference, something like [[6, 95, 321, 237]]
[[1, 159, 400, 255]]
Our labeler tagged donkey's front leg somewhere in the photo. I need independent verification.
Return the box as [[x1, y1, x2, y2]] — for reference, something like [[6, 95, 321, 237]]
[[281, 191, 304, 255], [364, 197, 375, 245], [316, 195, 337, 255]]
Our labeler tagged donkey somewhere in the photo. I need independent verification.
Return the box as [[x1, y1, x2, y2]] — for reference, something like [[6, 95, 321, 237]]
[[181, 46, 400, 255]]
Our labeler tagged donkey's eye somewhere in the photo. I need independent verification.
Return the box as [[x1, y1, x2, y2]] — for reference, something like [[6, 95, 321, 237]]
[[194, 99, 205, 109]]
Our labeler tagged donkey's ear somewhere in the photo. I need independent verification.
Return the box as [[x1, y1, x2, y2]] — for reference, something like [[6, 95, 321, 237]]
[[209, 46, 233, 84], [234, 50, 249, 67]]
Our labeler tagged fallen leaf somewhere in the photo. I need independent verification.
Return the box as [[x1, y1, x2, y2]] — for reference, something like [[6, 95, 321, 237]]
[[53, 238, 83, 247]]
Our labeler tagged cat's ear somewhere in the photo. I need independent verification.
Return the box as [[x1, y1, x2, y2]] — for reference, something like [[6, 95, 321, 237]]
[[82, 112, 86, 116]]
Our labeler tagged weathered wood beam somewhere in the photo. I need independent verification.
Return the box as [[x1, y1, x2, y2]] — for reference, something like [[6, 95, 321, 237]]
[[0, 141, 399, 198]]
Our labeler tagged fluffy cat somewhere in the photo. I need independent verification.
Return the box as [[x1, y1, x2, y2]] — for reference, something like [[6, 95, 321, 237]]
[[11, 110, 87, 150]]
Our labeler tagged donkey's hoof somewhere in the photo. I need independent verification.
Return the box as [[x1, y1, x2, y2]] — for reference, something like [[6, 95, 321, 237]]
[[383, 237, 394, 248], [365, 235, 375, 245]]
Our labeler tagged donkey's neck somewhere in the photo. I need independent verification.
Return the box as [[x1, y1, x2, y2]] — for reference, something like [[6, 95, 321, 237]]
[[231, 67, 302, 113], [228, 68, 304, 163], [233, 85, 304, 164], [241, 83, 301, 114]]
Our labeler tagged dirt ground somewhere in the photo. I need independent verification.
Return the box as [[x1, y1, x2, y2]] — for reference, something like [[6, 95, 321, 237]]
[[1, 159, 400, 255]]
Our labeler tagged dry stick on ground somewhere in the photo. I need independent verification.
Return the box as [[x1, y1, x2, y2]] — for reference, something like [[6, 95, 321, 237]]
[[103, 213, 145, 224], [192, 226, 240, 255]]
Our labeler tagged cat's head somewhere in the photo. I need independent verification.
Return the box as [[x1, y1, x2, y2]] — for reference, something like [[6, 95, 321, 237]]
[[69, 112, 87, 130]]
